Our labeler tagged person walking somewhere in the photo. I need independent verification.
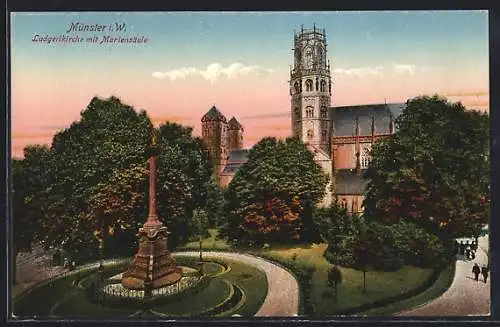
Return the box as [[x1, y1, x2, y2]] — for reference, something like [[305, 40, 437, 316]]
[[472, 263, 481, 281], [481, 266, 489, 283], [465, 246, 471, 260]]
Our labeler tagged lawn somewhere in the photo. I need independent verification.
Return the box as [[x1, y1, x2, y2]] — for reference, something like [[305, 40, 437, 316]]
[[214, 258, 268, 316], [259, 243, 438, 316], [179, 229, 232, 251], [359, 261, 455, 316], [14, 254, 268, 318]]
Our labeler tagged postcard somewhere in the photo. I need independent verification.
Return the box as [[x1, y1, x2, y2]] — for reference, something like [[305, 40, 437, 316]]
[[9, 11, 490, 319]]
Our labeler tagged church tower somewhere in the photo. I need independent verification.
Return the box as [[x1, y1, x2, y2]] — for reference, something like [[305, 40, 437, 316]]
[[290, 25, 332, 154], [227, 117, 244, 150], [201, 106, 228, 185]]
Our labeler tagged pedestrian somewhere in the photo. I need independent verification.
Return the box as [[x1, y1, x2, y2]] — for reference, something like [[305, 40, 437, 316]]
[[455, 240, 460, 254], [472, 263, 480, 281], [481, 266, 489, 283], [465, 246, 471, 260]]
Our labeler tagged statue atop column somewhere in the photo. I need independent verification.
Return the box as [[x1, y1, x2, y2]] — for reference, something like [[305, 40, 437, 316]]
[[121, 129, 182, 292]]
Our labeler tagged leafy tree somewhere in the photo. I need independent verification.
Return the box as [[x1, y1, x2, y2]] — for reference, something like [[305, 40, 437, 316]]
[[364, 95, 490, 239], [12, 146, 52, 282], [223, 137, 328, 245], [155, 122, 215, 248], [42, 96, 151, 258], [317, 204, 363, 267], [26, 96, 216, 259], [193, 208, 209, 262], [327, 265, 342, 302]]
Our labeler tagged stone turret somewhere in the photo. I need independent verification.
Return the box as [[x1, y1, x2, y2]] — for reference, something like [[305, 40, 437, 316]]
[[227, 117, 244, 150], [201, 106, 228, 185]]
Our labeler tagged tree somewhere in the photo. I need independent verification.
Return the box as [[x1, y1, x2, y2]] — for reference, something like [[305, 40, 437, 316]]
[[223, 137, 328, 245], [364, 95, 490, 239], [30, 96, 215, 259], [12, 146, 53, 283], [193, 208, 209, 265], [327, 266, 342, 303], [317, 204, 363, 267], [155, 122, 215, 248]]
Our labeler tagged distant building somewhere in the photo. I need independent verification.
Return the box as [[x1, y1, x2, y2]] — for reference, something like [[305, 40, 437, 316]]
[[290, 25, 404, 211], [201, 25, 405, 213], [201, 106, 248, 186]]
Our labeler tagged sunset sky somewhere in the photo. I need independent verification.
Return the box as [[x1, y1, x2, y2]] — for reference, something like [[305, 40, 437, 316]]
[[10, 11, 489, 158]]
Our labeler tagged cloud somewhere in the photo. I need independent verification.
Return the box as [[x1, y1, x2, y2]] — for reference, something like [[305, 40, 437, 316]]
[[152, 62, 274, 84], [393, 64, 416, 75], [333, 66, 384, 77]]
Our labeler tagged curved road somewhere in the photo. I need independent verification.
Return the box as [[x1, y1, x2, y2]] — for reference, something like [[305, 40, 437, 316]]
[[399, 234, 490, 316], [174, 251, 299, 317]]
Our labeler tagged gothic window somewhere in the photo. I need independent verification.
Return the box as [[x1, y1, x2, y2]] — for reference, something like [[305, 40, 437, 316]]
[[294, 81, 300, 94], [305, 79, 313, 92], [317, 46, 324, 65], [320, 80, 327, 92], [305, 47, 313, 68], [307, 129, 314, 139], [315, 79, 319, 91], [361, 147, 371, 169], [306, 106, 314, 118], [320, 106, 327, 118]]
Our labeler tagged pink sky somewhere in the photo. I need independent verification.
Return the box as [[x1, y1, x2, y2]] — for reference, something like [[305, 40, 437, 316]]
[[11, 67, 489, 158]]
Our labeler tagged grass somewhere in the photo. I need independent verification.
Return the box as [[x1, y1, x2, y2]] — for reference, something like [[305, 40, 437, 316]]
[[179, 229, 232, 251], [152, 278, 232, 316], [359, 261, 456, 316], [215, 258, 268, 316], [14, 255, 268, 318], [259, 243, 437, 316]]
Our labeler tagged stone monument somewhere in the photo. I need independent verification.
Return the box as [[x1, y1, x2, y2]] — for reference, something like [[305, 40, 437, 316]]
[[121, 131, 182, 295]]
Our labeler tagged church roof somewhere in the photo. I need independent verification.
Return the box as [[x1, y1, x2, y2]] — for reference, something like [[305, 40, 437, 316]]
[[221, 149, 249, 175], [201, 106, 227, 123], [330, 103, 405, 137], [335, 169, 368, 195], [228, 117, 243, 130]]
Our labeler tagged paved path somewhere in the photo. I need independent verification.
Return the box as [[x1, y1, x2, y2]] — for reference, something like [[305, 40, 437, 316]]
[[174, 251, 300, 317], [399, 235, 490, 316]]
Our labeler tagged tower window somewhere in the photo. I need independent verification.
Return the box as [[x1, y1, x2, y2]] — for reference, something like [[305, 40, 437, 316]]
[[321, 129, 327, 141], [306, 107, 314, 118], [320, 80, 327, 92], [361, 147, 371, 169], [305, 79, 313, 92], [294, 81, 300, 94], [307, 130, 314, 139], [320, 106, 327, 118]]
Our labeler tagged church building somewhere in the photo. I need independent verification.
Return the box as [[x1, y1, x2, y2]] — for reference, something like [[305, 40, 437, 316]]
[[201, 106, 248, 187], [202, 25, 405, 213]]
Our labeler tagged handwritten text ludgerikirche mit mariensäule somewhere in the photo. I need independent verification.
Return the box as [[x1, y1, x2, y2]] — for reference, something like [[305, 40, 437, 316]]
[[31, 22, 148, 45]]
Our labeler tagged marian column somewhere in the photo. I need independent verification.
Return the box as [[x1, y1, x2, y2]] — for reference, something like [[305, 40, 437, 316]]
[[122, 130, 182, 292]]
